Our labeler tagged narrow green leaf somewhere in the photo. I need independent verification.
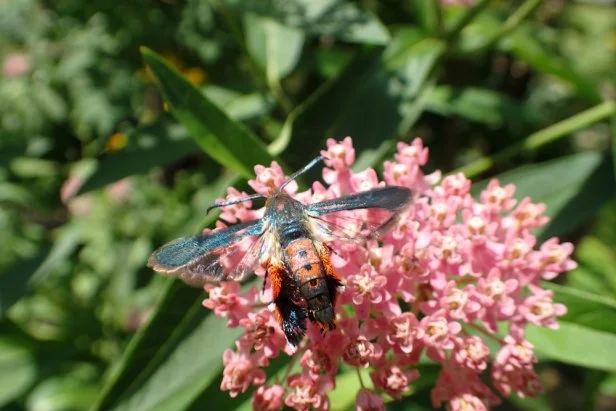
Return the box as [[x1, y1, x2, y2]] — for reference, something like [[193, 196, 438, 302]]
[[277, 30, 445, 169], [78, 122, 197, 195], [226, 0, 390, 45], [503, 31, 601, 104], [92, 281, 200, 410], [0, 337, 37, 407], [111, 312, 241, 411], [571, 237, 616, 296], [544, 282, 616, 334], [0, 227, 81, 318], [92, 191, 242, 410], [472, 151, 615, 240], [526, 322, 616, 372], [272, 47, 384, 166], [599, 373, 616, 396], [424, 86, 533, 127], [0, 246, 49, 319], [141, 47, 275, 178], [244, 13, 305, 81], [458, 101, 616, 179], [27, 377, 99, 411]]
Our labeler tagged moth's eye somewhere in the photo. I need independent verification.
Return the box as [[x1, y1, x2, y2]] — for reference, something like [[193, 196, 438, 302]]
[[310, 279, 318, 287]]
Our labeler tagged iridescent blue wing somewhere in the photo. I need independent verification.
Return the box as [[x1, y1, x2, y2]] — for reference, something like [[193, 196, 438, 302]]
[[305, 186, 412, 242], [147, 219, 267, 286]]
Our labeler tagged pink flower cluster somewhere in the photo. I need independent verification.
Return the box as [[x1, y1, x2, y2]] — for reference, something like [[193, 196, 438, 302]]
[[203, 137, 575, 410]]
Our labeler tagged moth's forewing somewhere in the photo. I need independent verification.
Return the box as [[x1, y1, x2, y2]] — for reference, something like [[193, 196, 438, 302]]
[[306, 186, 412, 242], [306, 186, 412, 216], [147, 219, 265, 286]]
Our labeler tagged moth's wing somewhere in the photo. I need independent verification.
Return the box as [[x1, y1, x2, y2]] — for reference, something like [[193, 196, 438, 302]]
[[227, 226, 277, 282], [306, 186, 412, 242], [147, 219, 266, 287]]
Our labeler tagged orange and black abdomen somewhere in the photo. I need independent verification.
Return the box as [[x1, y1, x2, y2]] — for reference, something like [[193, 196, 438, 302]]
[[284, 237, 337, 328]]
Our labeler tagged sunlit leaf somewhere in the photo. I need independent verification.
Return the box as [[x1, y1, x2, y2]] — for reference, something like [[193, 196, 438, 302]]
[[544, 282, 616, 334], [0, 337, 37, 407], [225, 0, 390, 45], [527, 322, 616, 372], [502, 30, 601, 104], [425, 86, 533, 127], [141, 47, 276, 178], [244, 13, 305, 81]]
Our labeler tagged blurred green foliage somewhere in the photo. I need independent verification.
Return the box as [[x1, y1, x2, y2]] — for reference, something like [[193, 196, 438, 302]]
[[2, 0, 616, 410]]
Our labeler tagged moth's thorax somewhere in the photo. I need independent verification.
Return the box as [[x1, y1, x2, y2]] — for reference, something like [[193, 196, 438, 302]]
[[264, 192, 311, 248]]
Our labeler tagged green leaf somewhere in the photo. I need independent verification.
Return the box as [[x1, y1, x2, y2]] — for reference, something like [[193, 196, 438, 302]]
[[424, 86, 533, 127], [0, 337, 37, 407], [110, 312, 241, 411], [141, 47, 276, 178], [502, 30, 602, 104], [78, 122, 197, 195], [568, 237, 616, 297], [244, 13, 305, 81], [92, 209, 247, 410], [226, 0, 390, 45], [0, 227, 80, 319], [332, 33, 444, 146], [526, 322, 616, 372], [277, 29, 445, 169], [599, 373, 616, 396], [27, 377, 99, 411], [472, 151, 615, 240], [544, 282, 616, 334], [92, 282, 201, 410]]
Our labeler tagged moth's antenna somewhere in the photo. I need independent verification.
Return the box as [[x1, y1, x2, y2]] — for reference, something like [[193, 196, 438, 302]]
[[206, 193, 266, 214], [278, 155, 327, 192]]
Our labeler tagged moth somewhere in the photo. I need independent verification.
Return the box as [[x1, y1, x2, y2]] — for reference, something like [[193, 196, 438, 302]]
[[147, 156, 412, 346]]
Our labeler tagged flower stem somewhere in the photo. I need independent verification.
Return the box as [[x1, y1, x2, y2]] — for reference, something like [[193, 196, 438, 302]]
[[467, 322, 505, 345], [446, 0, 491, 42], [282, 340, 306, 381], [355, 367, 366, 389], [462, 0, 541, 54], [454, 100, 616, 179]]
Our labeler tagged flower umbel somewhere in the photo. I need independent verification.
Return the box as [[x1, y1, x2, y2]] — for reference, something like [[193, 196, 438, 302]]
[[203, 138, 575, 409]]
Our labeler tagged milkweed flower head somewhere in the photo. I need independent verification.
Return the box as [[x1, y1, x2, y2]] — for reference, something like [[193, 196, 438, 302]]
[[201, 137, 576, 410]]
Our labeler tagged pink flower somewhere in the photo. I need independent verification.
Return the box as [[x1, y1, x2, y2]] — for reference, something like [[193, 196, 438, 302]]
[[344, 264, 389, 319], [203, 282, 256, 327], [342, 336, 383, 368], [384, 312, 418, 354], [370, 363, 419, 399], [249, 161, 296, 195], [285, 374, 332, 411], [448, 393, 489, 411], [322, 136, 355, 171], [192, 137, 576, 410], [253, 384, 285, 411], [453, 336, 490, 371], [356, 388, 385, 411], [220, 349, 266, 397], [518, 285, 566, 329], [236, 311, 288, 365], [416, 311, 462, 354], [492, 336, 542, 398], [3, 53, 30, 77], [300, 346, 339, 378]]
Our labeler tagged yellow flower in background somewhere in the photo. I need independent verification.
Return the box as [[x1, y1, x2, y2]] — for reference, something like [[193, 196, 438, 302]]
[[137, 51, 207, 86], [607, 31, 616, 50], [182, 67, 206, 86], [106, 132, 128, 152]]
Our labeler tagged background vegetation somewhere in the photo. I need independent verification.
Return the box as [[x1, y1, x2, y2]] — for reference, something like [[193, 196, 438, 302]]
[[2, 0, 616, 409]]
